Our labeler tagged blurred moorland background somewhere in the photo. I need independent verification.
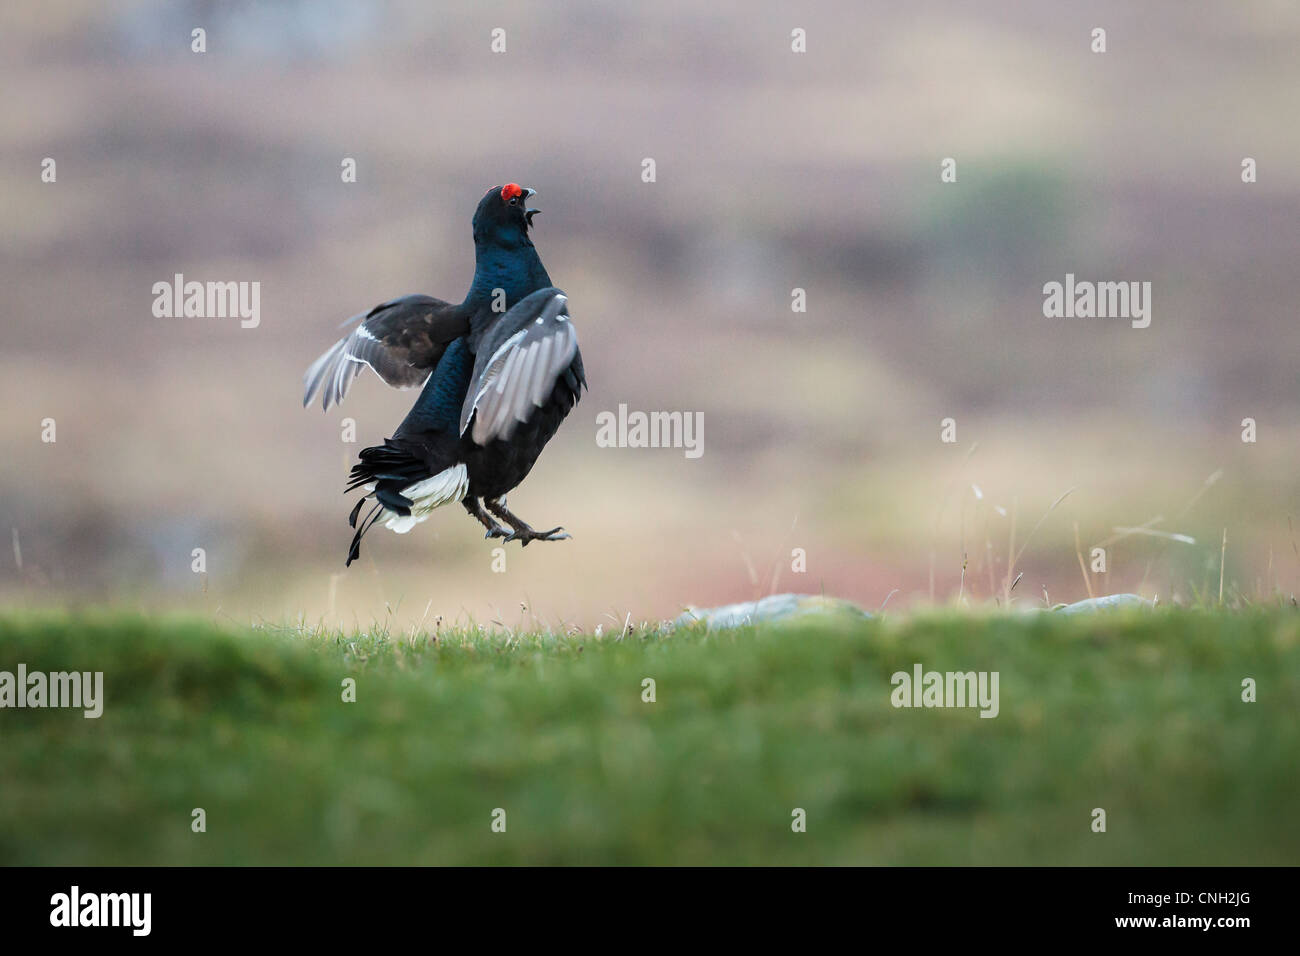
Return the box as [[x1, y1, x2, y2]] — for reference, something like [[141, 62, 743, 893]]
[[2, 0, 1298, 629]]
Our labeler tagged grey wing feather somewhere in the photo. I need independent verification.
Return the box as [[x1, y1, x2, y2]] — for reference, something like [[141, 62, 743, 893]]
[[302, 295, 461, 411], [460, 291, 580, 445]]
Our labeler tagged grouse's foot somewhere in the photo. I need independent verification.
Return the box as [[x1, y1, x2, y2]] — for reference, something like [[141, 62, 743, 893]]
[[504, 525, 571, 547], [485, 498, 571, 547], [463, 497, 508, 539]]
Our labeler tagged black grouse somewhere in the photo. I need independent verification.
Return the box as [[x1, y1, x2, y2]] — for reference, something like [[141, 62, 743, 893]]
[[300, 184, 586, 565]]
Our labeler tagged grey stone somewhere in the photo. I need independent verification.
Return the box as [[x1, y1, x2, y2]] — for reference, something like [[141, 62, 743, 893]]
[[1056, 593, 1153, 615], [675, 593, 871, 630]]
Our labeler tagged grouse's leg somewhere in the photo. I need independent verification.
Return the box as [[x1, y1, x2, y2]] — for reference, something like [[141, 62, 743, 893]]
[[485, 497, 570, 546], [463, 497, 508, 539]]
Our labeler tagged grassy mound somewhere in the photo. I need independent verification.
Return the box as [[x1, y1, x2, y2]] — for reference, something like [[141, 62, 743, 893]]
[[0, 609, 1296, 864]]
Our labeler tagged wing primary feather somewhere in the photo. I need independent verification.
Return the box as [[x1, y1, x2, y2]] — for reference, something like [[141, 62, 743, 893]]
[[531, 337, 554, 407], [303, 338, 345, 407]]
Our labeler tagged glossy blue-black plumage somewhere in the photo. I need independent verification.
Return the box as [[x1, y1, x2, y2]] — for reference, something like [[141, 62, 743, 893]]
[[398, 338, 474, 434]]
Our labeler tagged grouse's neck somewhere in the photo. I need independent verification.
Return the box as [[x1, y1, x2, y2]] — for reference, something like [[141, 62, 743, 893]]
[[463, 235, 552, 313]]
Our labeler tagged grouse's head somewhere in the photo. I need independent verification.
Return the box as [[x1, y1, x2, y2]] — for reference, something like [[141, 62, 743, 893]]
[[473, 183, 540, 245]]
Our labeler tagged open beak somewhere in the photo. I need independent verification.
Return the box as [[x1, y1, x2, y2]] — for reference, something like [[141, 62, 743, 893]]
[[524, 188, 539, 227]]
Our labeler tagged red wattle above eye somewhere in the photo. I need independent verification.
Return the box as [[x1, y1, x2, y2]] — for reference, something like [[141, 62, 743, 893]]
[[501, 183, 523, 201]]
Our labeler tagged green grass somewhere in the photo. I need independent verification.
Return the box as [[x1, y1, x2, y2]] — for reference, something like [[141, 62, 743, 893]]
[[1, 608, 1297, 865]]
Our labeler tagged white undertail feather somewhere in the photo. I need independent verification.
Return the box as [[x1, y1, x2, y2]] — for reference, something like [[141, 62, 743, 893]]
[[365, 464, 469, 534]]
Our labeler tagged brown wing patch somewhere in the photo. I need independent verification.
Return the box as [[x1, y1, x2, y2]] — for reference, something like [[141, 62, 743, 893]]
[[303, 295, 467, 410]]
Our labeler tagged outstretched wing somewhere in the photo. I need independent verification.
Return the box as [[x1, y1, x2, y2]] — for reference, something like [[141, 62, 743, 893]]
[[302, 294, 468, 411], [460, 289, 584, 446]]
